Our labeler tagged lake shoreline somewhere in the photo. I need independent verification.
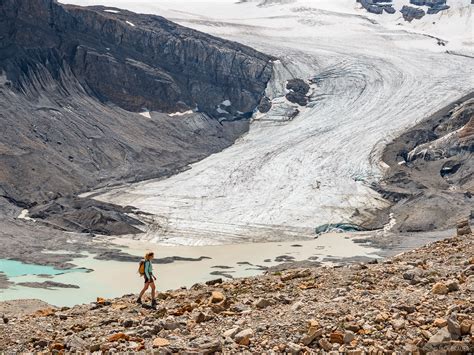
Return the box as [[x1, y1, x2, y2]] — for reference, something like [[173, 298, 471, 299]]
[[0, 229, 452, 308]]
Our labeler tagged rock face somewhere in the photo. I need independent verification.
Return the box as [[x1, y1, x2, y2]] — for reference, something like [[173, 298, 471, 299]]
[[0, 0, 272, 230], [1, 233, 473, 352], [285, 79, 310, 106], [0, 0, 271, 116], [376, 94, 474, 233], [400, 5, 426, 21], [357, 0, 451, 18]]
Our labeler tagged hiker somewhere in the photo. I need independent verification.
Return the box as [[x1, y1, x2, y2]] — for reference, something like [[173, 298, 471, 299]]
[[137, 252, 157, 308]]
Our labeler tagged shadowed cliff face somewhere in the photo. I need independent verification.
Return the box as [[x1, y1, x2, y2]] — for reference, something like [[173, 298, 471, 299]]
[[0, 0, 273, 227], [0, 0, 272, 115]]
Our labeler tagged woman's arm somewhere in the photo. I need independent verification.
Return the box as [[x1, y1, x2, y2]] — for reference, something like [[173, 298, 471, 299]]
[[145, 260, 151, 279]]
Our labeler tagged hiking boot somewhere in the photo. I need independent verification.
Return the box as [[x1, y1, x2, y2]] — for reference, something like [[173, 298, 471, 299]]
[[151, 299, 157, 308], [136, 297, 142, 304]]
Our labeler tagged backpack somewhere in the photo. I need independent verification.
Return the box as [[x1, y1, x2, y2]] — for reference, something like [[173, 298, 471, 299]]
[[138, 260, 146, 276]]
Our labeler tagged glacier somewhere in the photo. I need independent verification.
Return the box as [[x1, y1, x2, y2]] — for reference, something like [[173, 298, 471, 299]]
[[69, 0, 474, 245]]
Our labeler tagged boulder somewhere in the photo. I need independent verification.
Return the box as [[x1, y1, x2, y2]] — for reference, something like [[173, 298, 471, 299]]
[[234, 328, 253, 346], [223, 327, 241, 339], [318, 338, 332, 351], [301, 327, 324, 346], [433, 318, 447, 328], [427, 327, 451, 344], [457, 219, 472, 236], [254, 298, 272, 309], [432, 282, 448, 295], [210, 291, 225, 304], [329, 331, 344, 344], [258, 96, 272, 113], [400, 5, 425, 21], [343, 331, 355, 344], [107, 333, 129, 342], [460, 319, 473, 335], [153, 338, 170, 347], [65, 335, 87, 351], [447, 316, 461, 340], [446, 279, 460, 292]]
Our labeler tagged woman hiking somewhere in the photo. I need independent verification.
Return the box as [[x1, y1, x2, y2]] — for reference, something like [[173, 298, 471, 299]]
[[137, 252, 157, 308]]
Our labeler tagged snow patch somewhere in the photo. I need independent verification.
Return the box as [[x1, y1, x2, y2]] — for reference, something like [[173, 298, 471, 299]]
[[17, 209, 34, 221], [139, 111, 151, 119], [169, 110, 194, 117], [103, 9, 120, 13], [383, 213, 397, 233], [126, 20, 135, 27]]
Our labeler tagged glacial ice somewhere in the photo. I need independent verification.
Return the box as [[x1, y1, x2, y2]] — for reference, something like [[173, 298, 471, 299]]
[[64, 0, 473, 245]]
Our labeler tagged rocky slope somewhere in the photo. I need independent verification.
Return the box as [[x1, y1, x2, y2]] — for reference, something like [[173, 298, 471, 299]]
[[0, 0, 272, 232], [376, 94, 474, 233], [1, 231, 472, 353]]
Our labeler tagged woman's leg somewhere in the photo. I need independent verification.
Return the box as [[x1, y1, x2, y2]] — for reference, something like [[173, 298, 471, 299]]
[[150, 282, 156, 301], [139, 282, 150, 300]]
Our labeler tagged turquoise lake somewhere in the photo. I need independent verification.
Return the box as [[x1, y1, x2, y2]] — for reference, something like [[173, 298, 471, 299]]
[[0, 259, 86, 277]]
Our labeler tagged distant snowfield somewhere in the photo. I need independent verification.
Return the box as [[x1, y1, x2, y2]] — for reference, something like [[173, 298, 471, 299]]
[[69, 0, 474, 245]]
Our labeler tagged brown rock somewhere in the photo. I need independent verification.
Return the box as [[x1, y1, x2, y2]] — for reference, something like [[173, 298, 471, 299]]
[[49, 343, 64, 351], [432, 282, 448, 295], [460, 319, 473, 335], [391, 319, 405, 330], [210, 291, 225, 304], [302, 327, 323, 346], [153, 338, 170, 347], [329, 331, 344, 344], [281, 269, 312, 282], [433, 318, 447, 328], [35, 308, 55, 317], [318, 338, 332, 351], [234, 328, 253, 346], [375, 312, 390, 323], [108, 333, 129, 342]]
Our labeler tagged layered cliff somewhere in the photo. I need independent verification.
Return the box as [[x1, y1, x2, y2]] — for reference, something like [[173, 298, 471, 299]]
[[0, 0, 272, 214]]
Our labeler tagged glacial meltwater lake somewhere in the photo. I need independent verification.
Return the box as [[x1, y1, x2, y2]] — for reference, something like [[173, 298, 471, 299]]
[[0, 233, 383, 307], [0, 259, 88, 278]]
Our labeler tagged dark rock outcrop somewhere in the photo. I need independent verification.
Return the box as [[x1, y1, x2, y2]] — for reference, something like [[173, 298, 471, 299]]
[[0, 0, 273, 233], [400, 5, 426, 21], [285, 78, 310, 106], [258, 96, 272, 113], [28, 198, 146, 235], [357, 0, 395, 15], [376, 93, 474, 232]]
